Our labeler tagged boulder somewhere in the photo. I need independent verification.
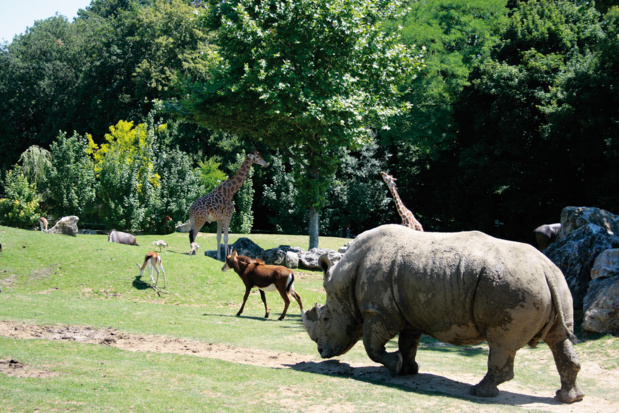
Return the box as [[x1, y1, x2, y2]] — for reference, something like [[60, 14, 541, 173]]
[[582, 276, 619, 334], [175, 220, 191, 233], [558, 206, 619, 240], [299, 248, 342, 270], [48, 216, 79, 237], [591, 249, 619, 280], [285, 251, 299, 269], [545, 223, 619, 309]]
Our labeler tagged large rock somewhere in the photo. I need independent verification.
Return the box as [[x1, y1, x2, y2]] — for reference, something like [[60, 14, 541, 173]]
[[175, 220, 191, 233], [48, 216, 79, 237], [558, 206, 619, 240], [299, 248, 342, 270], [582, 276, 619, 334], [591, 249, 619, 280], [545, 223, 619, 309], [205, 237, 265, 262]]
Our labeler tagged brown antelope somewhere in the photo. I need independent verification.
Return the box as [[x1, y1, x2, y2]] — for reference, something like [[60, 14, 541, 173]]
[[222, 250, 303, 320], [39, 217, 48, 232], [136, 251, 166, 288]]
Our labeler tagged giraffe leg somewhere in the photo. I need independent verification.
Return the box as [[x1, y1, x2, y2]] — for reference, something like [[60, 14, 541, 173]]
[[222, 215, 232, 262], [216, 221, 223, 261]]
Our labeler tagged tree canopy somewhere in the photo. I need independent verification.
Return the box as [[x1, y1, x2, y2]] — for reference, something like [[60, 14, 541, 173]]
[[173, 0, 423, 247]]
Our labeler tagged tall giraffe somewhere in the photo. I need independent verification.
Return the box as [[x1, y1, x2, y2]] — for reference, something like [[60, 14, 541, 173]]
[[189, 150, 268, 260], [380, 171, 424, 231]]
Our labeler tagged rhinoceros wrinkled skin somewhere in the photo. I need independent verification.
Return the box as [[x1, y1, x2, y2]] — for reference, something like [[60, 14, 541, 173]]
[[303, 224, 584, 403]]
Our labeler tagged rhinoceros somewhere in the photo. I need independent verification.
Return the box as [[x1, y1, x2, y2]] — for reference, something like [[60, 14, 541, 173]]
[[303, 224, 584, 403]]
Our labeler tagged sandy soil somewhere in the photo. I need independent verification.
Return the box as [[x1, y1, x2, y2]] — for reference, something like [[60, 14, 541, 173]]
[[1, 320, 617, 412]]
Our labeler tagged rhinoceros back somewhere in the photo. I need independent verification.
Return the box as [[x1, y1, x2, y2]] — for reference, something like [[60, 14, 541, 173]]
[[335, 224, 568, 345]]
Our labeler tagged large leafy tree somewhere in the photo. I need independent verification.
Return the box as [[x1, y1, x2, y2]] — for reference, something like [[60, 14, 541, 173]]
[[417, 0, 610, 240], [174, 0, 423, 248]]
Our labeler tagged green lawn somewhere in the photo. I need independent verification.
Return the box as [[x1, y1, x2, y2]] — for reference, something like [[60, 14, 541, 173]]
[[0, 225, 617, 412]]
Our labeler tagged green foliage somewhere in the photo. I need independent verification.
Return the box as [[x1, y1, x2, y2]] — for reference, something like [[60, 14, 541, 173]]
[[261, 154, 306, 235], [0, 0, 210, 170], [90, 120, 162, 231], [197, 156, 227, 193], [16, 145, 51, 188], [389, 0, 508, 161], [0, 168, 41, 228], [153, 145, 205, 232], [43, 132, 97, 218], [413, 0, 612, 240], [174, 0, 422, 247], [228, 153, 255, 234]]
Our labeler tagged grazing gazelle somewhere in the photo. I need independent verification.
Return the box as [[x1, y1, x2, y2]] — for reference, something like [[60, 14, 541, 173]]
[[136, 251, 166, 288]]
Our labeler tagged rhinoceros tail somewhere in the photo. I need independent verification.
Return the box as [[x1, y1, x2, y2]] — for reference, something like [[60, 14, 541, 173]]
[[545, 268, 578, 344]]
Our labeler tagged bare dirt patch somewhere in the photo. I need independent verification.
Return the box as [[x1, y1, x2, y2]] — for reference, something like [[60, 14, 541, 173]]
[[0, 320, 616, 412], [0, 358, 58, 378]]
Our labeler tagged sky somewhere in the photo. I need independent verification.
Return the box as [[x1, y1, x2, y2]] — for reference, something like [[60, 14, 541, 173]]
[[0, 0, 92, 43]]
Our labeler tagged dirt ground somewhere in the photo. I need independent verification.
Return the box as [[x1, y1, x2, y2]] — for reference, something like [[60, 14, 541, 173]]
[[1, 320, 617, 412]]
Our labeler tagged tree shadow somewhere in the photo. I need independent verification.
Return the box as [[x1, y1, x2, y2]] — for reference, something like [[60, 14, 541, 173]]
[[284, 359, 564, 408]]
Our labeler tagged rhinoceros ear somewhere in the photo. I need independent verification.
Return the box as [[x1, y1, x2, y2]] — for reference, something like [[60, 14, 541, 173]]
[[319, 254, 332, 274]]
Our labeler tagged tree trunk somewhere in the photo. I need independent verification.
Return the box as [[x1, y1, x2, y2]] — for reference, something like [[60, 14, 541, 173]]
[[308, 206, 320, 249]]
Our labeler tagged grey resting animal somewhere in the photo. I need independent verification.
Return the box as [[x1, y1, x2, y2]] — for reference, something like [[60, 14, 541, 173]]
[[108, 229, 139, 246], [303, 224, 584, 403]]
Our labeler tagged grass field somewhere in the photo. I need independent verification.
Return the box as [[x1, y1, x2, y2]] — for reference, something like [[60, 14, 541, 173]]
[[0, 225, 617, 412]]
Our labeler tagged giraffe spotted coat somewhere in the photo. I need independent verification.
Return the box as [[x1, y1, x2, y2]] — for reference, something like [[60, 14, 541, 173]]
[[189, 151, 268, 260]]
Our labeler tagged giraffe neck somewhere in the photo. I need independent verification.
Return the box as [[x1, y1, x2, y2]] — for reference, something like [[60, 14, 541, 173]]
[[389, 186, 410, 217], [220, 157, 253, 199]]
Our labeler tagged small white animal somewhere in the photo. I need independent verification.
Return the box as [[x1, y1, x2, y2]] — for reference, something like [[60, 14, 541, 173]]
[[136, 251, 166, 288], [152, 240, 168, 253], [190, 242, 200, 255]]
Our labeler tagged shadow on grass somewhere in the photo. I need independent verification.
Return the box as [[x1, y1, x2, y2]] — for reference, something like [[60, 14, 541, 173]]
[[284, 358, 563, 408], [132, 275, 151, 291], [201, 312, 306, 323]]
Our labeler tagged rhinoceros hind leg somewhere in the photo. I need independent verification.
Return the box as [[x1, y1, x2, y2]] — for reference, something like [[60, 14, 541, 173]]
[[362, 316, 402, 376], [545, 331, 585, 403], [471, 347, 515, 398], [398, 328, 422, 375]]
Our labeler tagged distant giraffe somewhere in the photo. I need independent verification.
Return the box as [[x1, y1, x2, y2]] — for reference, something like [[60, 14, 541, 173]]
[[188, 150, 268, 260], [380, 172, 423, 231]]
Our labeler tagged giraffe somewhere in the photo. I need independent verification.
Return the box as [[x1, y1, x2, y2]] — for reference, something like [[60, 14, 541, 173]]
[[188, 150, 268, 260], [380, 171, 424, 231]]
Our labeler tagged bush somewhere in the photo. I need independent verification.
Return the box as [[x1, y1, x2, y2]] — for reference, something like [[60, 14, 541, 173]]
[[0, 168, 41, 228]]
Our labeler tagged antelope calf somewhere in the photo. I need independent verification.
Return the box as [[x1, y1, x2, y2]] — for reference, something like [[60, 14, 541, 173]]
[[222, 250, 302, 320], [152, 240, 168, 253], [136, 251, 166, 288]]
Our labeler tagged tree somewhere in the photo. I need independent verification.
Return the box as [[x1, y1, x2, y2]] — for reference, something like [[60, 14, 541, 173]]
[[173, 0, 423, 248], [417, 0, 609, 241], [89, 120, 162, 231], [0, 167, 41, 228], [44, 132, 97, 219]]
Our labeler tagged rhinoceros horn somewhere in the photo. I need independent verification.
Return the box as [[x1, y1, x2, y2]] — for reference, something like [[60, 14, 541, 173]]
[[302, 304, 322, 342]]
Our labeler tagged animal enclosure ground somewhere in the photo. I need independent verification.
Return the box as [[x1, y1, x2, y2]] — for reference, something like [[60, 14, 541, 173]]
[[1, 226, 618, 412], [1, 320, 617, 413]]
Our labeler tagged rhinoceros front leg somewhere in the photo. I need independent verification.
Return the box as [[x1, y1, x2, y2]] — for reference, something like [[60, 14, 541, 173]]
[[362, 315, 402, 376], [471, 346, 516, 397], [398, 327, 421, 376]]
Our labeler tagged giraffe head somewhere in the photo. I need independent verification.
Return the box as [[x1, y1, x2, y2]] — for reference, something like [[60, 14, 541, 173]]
[[380, 171, 397, 189], [248, 150, 268, 167]]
